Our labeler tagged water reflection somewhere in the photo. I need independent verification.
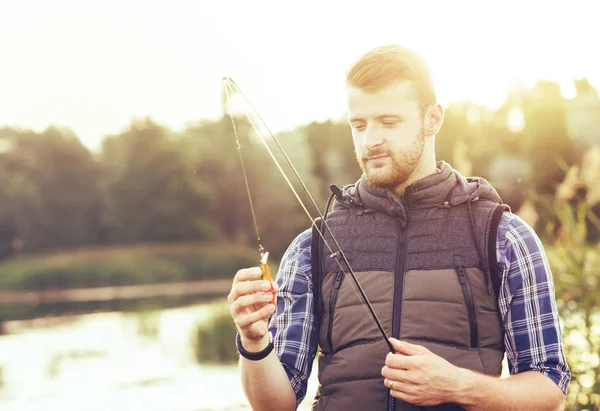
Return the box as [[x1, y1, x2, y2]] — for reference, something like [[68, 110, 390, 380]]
[[0, 303, 288, 411]]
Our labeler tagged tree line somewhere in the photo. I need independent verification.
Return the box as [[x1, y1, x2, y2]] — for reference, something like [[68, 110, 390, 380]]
[[1, 78, 598, 263]]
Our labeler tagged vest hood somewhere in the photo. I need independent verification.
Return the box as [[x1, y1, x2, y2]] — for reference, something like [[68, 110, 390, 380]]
[[334, 161, 502, 227]]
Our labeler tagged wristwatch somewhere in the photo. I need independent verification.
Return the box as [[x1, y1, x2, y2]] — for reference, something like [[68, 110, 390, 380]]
[[236, 332, 274, 361]]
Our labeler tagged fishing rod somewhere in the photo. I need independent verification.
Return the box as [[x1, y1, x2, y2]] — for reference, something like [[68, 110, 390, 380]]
[[223, 77, 394, 353]]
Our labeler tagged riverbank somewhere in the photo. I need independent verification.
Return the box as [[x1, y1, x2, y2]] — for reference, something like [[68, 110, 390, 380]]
[[0, 279, 232, 305]]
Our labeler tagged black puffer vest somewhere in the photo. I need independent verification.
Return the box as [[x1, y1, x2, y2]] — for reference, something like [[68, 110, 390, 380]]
[[310, 162, 509, 411]]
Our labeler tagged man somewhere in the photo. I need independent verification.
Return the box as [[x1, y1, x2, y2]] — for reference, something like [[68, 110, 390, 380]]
[[227, 45, 571, 410]]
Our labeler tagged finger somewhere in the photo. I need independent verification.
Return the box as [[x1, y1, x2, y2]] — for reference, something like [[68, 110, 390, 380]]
[[269, 281, 278, 305], [232, 292, 274, 315], [389, 338, 429, 355], [384, 352, 413, 370], [389, 384, 417, 403], [382, 367, 413, 384], [229, 279, 273, 302], [233, 267, 262, 285], [386, 378, 416, 395], [236, 304, 276, 329], [228, 267, 262, 302]]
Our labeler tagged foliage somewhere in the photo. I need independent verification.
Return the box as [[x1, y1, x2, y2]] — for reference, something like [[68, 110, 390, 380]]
[[0, 242, 260, 321], [544, 199, 600, 410], [0, 126, 103, 251], [192, 303, 239, 364], [0, 78, 591, 260], [182, 115, 310, 260], [99, 118, 213, 243], [304, 119, 361, 202], [0, 242, 258, 291]]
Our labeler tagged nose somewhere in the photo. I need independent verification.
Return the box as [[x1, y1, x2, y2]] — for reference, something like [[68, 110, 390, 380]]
[[362, 124, 385, 151]]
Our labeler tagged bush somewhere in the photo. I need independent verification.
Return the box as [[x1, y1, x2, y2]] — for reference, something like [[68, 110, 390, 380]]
[[544, 200, 600, 410], [192, 303, 239, 365], [0, 242, 259, 291]]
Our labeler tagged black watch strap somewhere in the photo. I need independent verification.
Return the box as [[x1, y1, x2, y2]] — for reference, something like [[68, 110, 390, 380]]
[[236, 332, 274, 361]]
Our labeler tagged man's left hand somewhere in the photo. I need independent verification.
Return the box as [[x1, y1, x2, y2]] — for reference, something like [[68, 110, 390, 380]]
[[381, 338, 466, 406]]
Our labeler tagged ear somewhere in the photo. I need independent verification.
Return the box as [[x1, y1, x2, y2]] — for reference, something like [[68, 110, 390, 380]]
[[424, 103, 444, 136]]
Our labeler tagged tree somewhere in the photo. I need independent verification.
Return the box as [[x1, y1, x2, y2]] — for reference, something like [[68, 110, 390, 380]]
[[99, 118, 212, 243], [0, 126, 102, 251], [305, 119, 361, 202]]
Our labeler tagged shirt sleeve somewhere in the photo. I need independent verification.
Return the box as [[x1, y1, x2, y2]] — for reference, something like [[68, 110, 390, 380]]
[[268, 228, 318, 407], [496, 212, 572, 394]]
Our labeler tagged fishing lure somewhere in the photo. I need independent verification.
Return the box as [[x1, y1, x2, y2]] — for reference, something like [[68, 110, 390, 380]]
[[260, 249, 275, 305]]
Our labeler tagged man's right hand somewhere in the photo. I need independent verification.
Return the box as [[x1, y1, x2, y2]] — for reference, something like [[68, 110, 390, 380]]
[[230, 267, 296, 411], [228, 267, 277, 351]]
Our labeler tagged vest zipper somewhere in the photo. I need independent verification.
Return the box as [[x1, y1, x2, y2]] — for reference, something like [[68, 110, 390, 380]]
[[388, 219, 409, 411], [327, 270, 344, 352], [456, 266, 478, 348]]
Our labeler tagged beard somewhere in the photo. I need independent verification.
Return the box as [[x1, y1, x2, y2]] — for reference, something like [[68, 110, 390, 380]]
[[356, 128, 425, 189]]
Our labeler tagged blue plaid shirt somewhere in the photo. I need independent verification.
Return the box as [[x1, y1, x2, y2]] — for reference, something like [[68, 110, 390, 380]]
[[268, 212, 571, 406]]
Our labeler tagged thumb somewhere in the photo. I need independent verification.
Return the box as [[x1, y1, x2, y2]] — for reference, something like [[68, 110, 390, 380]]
[[389, 338, 428, 355]]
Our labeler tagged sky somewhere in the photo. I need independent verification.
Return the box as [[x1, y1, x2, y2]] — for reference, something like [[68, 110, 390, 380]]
[[1, 0, 599, 151]]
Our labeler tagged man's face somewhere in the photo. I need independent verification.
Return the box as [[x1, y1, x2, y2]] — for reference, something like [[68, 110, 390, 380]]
[[347, 80, 425, 189]]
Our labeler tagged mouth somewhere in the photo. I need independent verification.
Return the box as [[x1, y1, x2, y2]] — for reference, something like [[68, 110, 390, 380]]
[[366, 154, 389, 162]]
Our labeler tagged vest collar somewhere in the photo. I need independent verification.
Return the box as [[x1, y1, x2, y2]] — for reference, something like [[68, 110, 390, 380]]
[[337, 161, 501, 226]]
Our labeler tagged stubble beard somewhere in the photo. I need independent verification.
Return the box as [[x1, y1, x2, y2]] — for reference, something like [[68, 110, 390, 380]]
[[357, 129, 425, 189]]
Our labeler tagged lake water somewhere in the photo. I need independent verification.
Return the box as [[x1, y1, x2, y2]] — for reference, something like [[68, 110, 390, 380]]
[[0, 302, 319, 411]]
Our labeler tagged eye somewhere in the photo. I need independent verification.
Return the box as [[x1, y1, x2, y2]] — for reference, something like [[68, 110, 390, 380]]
[[351, 123, 366, 132], [382, 120, 398, 128]]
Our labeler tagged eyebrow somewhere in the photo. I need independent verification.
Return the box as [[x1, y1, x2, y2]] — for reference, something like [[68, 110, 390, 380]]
[[348, 114, 405, 123]]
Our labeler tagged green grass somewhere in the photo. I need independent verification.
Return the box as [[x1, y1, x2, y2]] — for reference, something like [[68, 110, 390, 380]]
[[0, 242, 264, 321], [192, 303, 239, 364], [0, 242, 260, 291]]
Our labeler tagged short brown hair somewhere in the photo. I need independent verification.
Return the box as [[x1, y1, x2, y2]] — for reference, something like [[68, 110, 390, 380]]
[[345, 44, 437, 117]]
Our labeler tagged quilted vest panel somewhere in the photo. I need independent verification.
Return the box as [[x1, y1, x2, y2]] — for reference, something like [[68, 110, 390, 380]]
[[311, 191, 505, 411]]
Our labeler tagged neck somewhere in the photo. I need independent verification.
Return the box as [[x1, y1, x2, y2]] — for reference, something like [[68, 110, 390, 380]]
[[393, 148, 437, 196]]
